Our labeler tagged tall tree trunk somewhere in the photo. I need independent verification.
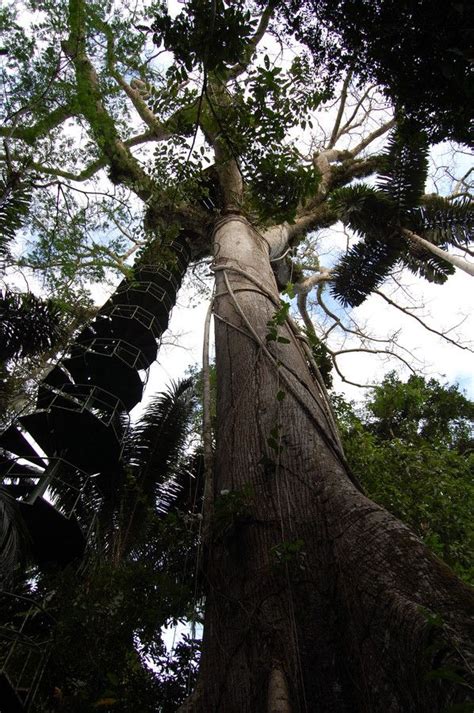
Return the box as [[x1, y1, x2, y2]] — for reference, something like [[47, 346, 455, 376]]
[[194, 214, 474, 713]]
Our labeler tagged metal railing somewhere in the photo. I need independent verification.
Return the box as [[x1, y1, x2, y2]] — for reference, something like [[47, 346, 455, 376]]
[[0, 593, 55, 711]]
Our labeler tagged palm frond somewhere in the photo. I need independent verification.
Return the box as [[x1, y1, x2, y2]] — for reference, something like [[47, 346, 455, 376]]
[[330, 184, 394, 238], [0, 167, 32, 263], [0, 290, 66, 363], [115, 378, 196, 555], [0, 487, 30, 581], [331, 236, 402, 307], [377, 121, 429, 218], [169, 447, 205, 516], [127, 377, 194, 485], [401, 249, 455, 284], [415, 196, 474, 247]]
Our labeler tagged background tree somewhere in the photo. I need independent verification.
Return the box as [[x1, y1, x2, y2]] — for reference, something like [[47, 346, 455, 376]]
[[0, 2, 473, 712], [334, 373, 474, 585]]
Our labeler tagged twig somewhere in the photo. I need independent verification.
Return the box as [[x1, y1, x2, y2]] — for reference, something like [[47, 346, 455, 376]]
[[373, 290, 474, 352]]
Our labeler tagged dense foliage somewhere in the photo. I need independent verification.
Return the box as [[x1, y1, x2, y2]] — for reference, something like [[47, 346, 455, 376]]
[[334, 373, 474, 583], [281, 0, 474, 145]]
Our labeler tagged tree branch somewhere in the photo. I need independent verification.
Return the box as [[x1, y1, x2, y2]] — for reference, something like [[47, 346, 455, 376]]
[[64, 0, 155, 202], [403, 228, 474, 277], [294, 269, 333, 295], [227, 1, 279, 80], [90, 9, 174, 140], [335, 84, 377, 140], [0, 105, 74, 145], [23, 130, 161, 183], [328, 72, 352, 148], [348, 118, 396, 157], [373, 289, 474, 352]]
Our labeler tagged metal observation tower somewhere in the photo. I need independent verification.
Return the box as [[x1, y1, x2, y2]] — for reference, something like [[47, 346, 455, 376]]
[[0, 236, 191, 711]]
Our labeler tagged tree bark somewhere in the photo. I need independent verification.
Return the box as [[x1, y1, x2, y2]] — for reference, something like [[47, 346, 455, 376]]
[[193, 214, 474, 713]]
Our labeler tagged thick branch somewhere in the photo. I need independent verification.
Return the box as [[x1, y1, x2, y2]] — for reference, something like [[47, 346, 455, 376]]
[[403, 228, 474, 277], [293, 269, 333, 295], [64, 0, 155, 202], [287, 204, 338, 243], [0, 105, 74, 145]]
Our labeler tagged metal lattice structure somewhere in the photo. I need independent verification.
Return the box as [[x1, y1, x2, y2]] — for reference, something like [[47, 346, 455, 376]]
[[0, 236, 191, 710]]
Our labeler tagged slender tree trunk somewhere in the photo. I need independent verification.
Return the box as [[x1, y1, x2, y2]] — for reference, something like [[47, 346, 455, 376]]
[[193, 214, 474, 713]]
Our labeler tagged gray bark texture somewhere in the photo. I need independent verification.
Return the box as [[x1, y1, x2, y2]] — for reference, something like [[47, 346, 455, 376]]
[[192, 215, 474, 713]]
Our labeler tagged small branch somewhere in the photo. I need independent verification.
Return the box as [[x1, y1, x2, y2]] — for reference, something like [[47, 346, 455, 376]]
[[328, 72, 352, 148], [373, 290, 474, 352], [331, 357, 375, 389], [329, 344, 417, 376], [317, 287, 390, 344], [451, 167, 473, 197], [335, 84, 376, 139], [348, 118, 396, 157]]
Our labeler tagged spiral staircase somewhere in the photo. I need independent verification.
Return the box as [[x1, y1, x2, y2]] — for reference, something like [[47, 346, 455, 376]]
[[0, 236, 191, 711]]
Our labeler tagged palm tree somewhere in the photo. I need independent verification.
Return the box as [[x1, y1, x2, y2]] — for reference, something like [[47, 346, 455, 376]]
[[37, 378, 202, 712], [0, 376, 202, 711], [105, 377, 198, 562], [330, 120, 474, 307]]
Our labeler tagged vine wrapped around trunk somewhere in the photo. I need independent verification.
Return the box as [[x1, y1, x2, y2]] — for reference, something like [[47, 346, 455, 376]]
[[191, 214, 474, 713]]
